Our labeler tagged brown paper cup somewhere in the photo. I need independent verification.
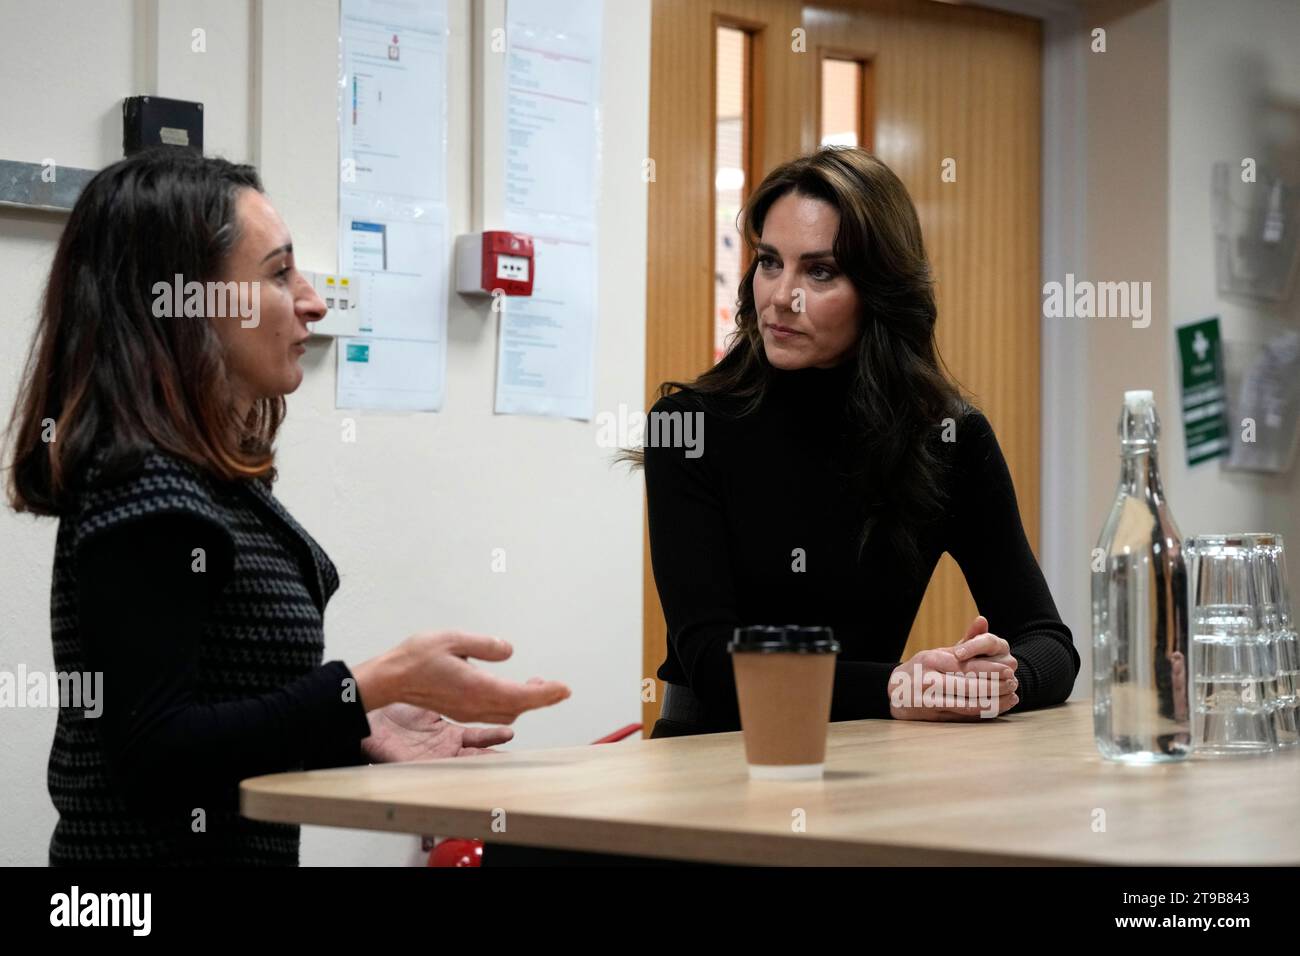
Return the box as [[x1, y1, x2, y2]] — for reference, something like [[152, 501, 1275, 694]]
[[730, 626, 839, 780]]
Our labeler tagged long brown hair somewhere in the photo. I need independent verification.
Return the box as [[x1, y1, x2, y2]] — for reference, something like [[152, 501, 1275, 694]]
[[632, 146, 966, 565], [5, 147, 282, 515]]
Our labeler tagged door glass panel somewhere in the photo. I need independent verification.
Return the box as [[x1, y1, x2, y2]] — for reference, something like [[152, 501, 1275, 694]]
[[821, 57, 861, 147], [715, 25, 750, 361]]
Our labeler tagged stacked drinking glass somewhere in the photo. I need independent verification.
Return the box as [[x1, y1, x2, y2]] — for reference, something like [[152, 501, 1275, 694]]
[[1186, 532, 1300, 755]]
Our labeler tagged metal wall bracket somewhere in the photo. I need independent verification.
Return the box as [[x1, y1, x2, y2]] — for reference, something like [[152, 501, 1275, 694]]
[[0, 160, 98, 213]]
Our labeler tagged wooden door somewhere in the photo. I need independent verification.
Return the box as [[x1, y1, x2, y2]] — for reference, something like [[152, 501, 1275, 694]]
[[643, 0, 1042, 732]]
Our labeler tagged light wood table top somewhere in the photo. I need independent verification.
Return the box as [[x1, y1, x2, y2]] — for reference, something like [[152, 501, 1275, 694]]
[[240, 701, 1300, 865]]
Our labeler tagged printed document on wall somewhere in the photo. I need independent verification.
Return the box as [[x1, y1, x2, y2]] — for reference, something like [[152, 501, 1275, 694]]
[[337, 200, 449, 410], [494, 0, 603, 420], [337, 0, 450, 410], [1225, 330, 1300, 474], [495, 221, 597, 418]]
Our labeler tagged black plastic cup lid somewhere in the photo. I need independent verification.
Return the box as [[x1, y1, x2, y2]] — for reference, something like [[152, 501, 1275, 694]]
[[728, 625, 840, 654]]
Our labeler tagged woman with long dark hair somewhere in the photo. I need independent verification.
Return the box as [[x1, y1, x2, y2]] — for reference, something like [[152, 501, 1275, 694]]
[[5, 147, 570, 865], [637, 147, 1079, 737]]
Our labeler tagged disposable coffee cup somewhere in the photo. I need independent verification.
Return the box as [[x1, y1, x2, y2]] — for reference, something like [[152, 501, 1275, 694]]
[[729, 625, 840, 780]]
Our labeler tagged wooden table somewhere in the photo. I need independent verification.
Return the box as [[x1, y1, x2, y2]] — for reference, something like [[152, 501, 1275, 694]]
[[240, 702, 1300, 865]]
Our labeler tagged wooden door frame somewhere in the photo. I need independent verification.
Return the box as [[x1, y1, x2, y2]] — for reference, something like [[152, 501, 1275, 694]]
[[712, 13, 767, 341], [642, 0, 808, 734]]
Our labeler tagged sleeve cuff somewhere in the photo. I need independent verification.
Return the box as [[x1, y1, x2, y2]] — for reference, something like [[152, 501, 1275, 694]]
[[302, 661, 372, 769], [831, 661, 900, 721], [1010, 632, 1081, 710]]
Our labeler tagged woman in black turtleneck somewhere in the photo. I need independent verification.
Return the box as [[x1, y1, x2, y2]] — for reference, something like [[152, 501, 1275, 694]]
[[638, 147, 1079, 737]]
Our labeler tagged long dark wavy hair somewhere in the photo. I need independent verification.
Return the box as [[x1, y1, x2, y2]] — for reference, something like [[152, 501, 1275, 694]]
[[5, 147, 282, 515], [630, 146, 966, 566]]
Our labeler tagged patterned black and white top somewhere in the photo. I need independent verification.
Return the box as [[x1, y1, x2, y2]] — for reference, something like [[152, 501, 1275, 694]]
[[47, 449, 370, 866]]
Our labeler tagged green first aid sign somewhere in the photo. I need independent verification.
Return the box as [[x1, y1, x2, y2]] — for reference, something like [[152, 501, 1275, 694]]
[[1176, 317, 1229, 466]]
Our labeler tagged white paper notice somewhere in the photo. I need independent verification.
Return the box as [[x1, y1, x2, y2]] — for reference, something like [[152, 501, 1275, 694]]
[[337, 0, 449, 411], [495, 224, 597, 416], [1225, 330, 1300, 474], [337, 338, 445, 411], [495, 0, 603, 421]]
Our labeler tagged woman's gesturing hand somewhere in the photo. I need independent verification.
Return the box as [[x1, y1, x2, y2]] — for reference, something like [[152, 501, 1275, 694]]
[[353, 631, 571, 724], [361, 702, 514, 763], [888, 615, 1019, 721]]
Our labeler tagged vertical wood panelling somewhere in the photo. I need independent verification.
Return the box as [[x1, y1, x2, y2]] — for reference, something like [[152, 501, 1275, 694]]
[[643, 0, 810, 732]]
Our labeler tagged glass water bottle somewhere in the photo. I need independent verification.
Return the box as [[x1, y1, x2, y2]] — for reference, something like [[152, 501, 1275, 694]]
[[1092, 390, 1191, 762]]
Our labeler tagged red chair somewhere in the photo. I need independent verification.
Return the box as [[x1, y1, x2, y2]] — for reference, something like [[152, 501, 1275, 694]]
[[427, 723, 644, 867]]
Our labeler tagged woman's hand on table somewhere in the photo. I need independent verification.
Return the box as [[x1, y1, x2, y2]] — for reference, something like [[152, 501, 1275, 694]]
[[954, 613, 1019, 666], [352, 631, 571, 724], [361, 702, 513, 763], [888, 615, 1020, 721]]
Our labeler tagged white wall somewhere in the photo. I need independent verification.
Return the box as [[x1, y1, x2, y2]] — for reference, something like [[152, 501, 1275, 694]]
[[0, 0, 141, 870], [1164, 0, 1300, 543], [0, 0, 649, 866], [1079, 0, 1171, 697], [1059, 0, 1300, 694], [1080, 0, 1300, 578]]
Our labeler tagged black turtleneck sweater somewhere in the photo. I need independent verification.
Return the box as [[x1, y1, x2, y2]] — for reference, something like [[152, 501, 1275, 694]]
[[643, 361, 1080, 735]]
